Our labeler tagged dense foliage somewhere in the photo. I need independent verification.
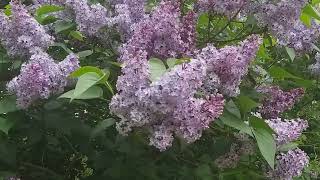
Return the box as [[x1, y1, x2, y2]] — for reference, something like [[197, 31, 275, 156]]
[[1, 0, 320, 179]]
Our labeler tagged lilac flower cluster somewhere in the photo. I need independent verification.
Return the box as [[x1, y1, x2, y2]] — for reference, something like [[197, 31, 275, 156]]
[[111, 0, 147, 39], [249, 0, 320, 51], [7, 48, 79, 109], [113, 0, 146, 24], [66, 0, 147, 39], [277, 21, 320, 52], [257, 86, 305, 119], [66, 0, 110, 36], [119, 1, 196, 61], [197, 0, 248, 17], [250, 0, 307, 33], [197, 35, 262, 96], [269, 148, 309, 180], [265, 118, 308, 146], [111, 56, 225, 150], [110, 1, 235, 151], [252, 106, 309, 179], [0, 1, 54, 57]]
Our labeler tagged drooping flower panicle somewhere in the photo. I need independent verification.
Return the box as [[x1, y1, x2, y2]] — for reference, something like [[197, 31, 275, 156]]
[[7, 49, 79, 109], [0, 1, 54, 57]]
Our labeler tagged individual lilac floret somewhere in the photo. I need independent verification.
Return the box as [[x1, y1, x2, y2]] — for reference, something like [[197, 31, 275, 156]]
[[197, 0, 248, 17], [7, 49, 79, 109], [198, 35, 261, 97], [257, 86, 304, 119], [309, 53, 320, 76], [0, 1, 54, 57], [266, 118, 308, 146], [268, 148, 309, 180], [66, 0, 109, 36]]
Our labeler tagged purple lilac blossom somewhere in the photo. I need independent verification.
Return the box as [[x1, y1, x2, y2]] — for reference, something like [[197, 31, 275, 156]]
[[257, 86, 305, 119], [66, 0, 110, 36], [197, 35, 261, 97], [6, 49, 79, 109], [119, 1, 196, 61], [112, 52, 224, 151], [109, 50, 150, 135], [277, 21, 320, 52], [250, 0, 307, 33], [0, 1, 54, 57], [180, 11, 197, 56], [249, 0, 317, 51], [266, 118, 308, 146], [268, 148, 309, 180], [110, 0, 147, 39]]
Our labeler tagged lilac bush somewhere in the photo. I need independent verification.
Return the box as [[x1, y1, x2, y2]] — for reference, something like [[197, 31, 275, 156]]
[[0, 0, 319, 179]]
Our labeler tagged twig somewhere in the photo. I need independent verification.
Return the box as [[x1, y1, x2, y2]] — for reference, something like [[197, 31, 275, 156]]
[[211, 5, 244, 40]]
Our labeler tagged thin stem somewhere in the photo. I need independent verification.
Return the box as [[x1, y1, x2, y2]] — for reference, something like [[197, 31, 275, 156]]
[[211, 5, 244, 40], [61, 134, 78, 154]]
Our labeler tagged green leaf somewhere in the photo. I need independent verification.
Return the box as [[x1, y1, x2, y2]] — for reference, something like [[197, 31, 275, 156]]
[[73, 72, 104, 99], [194, 164, 212, 180], [4, 5, 11, 16], [50, 42, 73, 53], [69, 31, 85, 41], [55, 20, 75, 33], [225, 100, 241, 119], [59, 86, 103, 100], [249, 116, 275, 134], [35, 5, 64, 17], [37, 15, 58, 25], [220, 102, 253, 136], [293, 79, 315, 88], [300, 13, 312, 27], [278, 142, 299, 152], [0, 117, 14, 135], [237, 95, 260, 115], [302, 4, 320, 21], [166, 58, 178, 68], [70, 66, 105, 78], [285, 47, 295, 61], [250, 117, 276, 169], [90, 118, 116, 138], [0, 96, 18, 114], [77, 50, 93, 58], [268, 66, 300, 80], [149, 58, 167, 82]]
